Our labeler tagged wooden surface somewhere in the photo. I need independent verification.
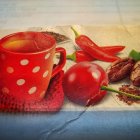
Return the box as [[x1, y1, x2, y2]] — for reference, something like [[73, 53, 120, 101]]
[[0, 0, 140, 28]]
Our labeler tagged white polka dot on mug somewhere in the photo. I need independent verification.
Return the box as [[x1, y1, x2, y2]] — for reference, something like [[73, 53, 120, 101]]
[[20, 59, 29, 65]]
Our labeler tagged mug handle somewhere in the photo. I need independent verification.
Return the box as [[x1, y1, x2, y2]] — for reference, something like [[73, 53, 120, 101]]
[[51, 47, 66, 78]]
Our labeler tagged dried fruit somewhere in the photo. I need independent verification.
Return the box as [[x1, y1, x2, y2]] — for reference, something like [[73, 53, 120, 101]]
[[106, 58, 135, 82], [118, 85, 140, 105], [130, 61, 140, 87]]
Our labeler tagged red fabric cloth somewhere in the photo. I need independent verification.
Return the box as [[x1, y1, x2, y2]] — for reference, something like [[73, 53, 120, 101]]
[[0, 71, 64, 112]]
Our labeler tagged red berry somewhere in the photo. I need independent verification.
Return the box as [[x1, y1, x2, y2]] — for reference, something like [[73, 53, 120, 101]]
[[63, 62, 108, 106]]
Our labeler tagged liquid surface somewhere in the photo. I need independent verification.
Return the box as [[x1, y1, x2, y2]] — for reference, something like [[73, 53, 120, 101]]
[[0, 32, 54, 53]]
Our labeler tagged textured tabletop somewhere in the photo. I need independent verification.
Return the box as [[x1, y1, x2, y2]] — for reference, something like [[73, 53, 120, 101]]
[[0, 0, 140, 28]]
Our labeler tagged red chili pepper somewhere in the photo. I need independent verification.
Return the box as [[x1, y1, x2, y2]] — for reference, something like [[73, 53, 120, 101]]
[[71, 27, 120, 62], [67, 46, 125, 62], [67, 50, 93, 63], [101, 46, 125, 54]]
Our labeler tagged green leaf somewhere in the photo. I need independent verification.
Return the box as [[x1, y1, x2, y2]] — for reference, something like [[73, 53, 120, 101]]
[[129, 49, 140, 61]]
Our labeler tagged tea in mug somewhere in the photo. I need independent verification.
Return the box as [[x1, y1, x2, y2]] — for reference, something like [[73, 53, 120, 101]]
[[0, 32, 54, 53]]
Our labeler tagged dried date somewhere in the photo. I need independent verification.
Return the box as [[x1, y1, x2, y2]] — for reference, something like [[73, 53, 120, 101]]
[[130, 61, 140, 87], [106, 58, 135, 82]]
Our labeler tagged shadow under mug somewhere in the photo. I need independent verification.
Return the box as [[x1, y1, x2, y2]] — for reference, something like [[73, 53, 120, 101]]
[[0, 31, 66, 102]]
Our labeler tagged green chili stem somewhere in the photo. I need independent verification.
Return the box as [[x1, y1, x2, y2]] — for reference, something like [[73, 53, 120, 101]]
[[71, 27, 80, 38], [101, 86, 140, 99], [66, 53, 76, 61]]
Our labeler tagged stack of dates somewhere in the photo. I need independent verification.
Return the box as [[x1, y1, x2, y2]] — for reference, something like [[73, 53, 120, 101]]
[[107, 58, 140, 105]]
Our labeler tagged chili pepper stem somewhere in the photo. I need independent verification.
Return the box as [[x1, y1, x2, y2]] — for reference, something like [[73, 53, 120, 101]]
[[66, 53, 76, 61], [101, 86, 140, 99], [71, 27, 80, 38]]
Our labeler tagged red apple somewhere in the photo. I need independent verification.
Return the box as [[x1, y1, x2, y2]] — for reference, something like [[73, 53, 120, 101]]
[[63, 62, 108, 106]]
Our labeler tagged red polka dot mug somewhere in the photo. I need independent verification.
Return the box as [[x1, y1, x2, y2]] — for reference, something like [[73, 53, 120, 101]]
[[0, 31, 66, 102]]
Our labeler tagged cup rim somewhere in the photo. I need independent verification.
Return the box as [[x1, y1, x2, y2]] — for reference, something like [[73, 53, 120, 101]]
[[0, 31, 56, 55]]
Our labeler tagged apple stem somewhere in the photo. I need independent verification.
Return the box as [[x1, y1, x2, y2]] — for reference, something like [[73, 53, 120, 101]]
[[101, 86, 140, 99]]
